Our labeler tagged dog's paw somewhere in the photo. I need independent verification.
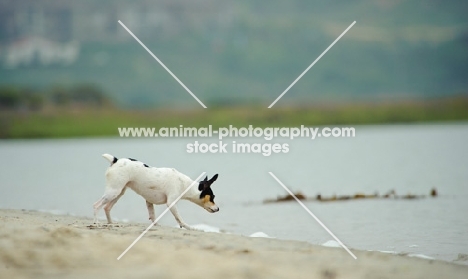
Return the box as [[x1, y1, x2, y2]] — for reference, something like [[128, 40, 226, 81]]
[[104, 223, 123, 228], [88, 222, 103, 229], [181, 224, 202, 231]]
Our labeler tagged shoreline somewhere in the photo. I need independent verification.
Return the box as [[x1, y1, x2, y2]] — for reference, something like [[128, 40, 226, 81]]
[[1, 209, 467, 279]]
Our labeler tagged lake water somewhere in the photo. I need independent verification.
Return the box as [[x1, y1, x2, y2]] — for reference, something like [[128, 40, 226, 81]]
[[1, 123, 467, 263]]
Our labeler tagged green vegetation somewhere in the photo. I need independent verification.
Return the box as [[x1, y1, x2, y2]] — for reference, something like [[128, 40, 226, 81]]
[[1, 0, 467, 138], [0, 84, 111, 111], [1, 1, 467, 108], [2, 96, 467, 139]]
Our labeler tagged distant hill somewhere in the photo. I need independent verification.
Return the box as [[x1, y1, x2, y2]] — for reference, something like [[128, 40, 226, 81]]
[[0, 0, 467, 108]]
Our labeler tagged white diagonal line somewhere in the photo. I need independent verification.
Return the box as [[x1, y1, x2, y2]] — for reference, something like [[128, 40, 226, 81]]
[[268, 172, 357, 260], [268, 21, 356, 108], [118, 20, 207, 108], [117, 172, 206, 260]]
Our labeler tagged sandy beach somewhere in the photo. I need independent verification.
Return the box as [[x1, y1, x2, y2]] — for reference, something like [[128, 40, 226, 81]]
[[0, 209, 466, 279]]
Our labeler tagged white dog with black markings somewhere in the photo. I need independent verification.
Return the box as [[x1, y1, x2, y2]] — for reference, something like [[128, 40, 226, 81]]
[[93, 154, 219, 230]]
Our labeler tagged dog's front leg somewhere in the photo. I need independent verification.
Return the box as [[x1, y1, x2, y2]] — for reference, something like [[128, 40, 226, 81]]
[[168, 204, 199, 231]]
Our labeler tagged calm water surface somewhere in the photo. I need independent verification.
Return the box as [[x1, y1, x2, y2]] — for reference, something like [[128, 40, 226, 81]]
[[1, 123, 467, 263]]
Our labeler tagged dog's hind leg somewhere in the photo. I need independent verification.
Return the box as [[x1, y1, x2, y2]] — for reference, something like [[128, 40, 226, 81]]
[[93, 199, 103, 224], [93, 189, 121, 224], [104, 187, 127, 224], [146, 201, 156, 223]]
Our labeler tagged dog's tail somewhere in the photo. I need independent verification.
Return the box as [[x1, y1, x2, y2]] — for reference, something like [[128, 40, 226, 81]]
[[102, 154, 118, 165]]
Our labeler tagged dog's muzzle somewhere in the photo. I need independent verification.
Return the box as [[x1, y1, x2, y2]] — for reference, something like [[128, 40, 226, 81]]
[[206, 205, 219, 213]]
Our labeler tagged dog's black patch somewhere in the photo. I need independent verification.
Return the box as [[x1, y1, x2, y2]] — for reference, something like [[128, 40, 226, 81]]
[[199, 187, 215, 202], [198, 174, 218, 191], [198, 174, 218, 202], [112, 157, 118, 164], [128, 158, 137, 161], [143, 163, 149, 168]]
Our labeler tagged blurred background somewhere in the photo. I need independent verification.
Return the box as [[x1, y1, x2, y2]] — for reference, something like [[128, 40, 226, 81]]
[[1, 0, 468, 262], [0, 0, 467, 138]]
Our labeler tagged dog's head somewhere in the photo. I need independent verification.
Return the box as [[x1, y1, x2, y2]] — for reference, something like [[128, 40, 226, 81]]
[[198, 174, 219, 213]]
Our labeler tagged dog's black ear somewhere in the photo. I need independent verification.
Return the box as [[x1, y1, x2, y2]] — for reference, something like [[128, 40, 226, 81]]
[[209, 174, 218, 184], [204, 176, 208, 182], [198, 182, 204, 191]]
